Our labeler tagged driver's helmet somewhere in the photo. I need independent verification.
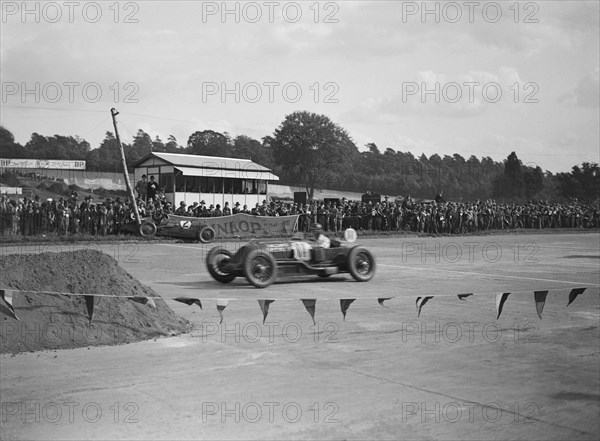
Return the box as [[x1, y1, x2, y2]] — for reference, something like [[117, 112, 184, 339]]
[[310, 223, 323, 232]]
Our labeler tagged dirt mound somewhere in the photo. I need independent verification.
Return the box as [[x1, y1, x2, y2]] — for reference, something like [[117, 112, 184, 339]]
[[0, 249, 190, 353]]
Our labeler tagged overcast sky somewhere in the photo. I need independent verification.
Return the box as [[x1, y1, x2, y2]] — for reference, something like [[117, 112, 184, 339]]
[[1, 1, 598, 172]]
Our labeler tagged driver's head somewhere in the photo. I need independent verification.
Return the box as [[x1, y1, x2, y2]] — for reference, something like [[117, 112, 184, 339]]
[[310, 223, 323, 238]]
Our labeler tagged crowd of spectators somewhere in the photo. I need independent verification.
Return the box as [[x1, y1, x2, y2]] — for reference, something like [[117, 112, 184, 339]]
[[1, 191, 598, 238]]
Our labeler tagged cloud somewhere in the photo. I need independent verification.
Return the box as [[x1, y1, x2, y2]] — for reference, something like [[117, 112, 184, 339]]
[[558, 68, 600, 108], [345, 67, 526, 121]]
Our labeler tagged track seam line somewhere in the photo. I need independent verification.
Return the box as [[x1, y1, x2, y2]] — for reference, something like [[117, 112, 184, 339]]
[[341, 367, 593, 436], [378, 263, 600, 286]]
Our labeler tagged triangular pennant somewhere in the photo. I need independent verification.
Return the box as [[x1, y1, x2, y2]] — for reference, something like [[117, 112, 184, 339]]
[[258, 299, 275, 324], [495, 293, 511, 320], [84, 295, 95, 325], [567, 288, 587, 307], [533, 290, 549, 319], [147, 298, 156, 309], [130, 296, 150, 305], [340, 299, 356, 321], [378, 297, 393, 307], [301, 299, 316, 325], [216, 299, 229, 324], [0, 289, 19, 320], [416, 296, 433, 318], [174, 297, 202, 309], [457, 293, 473, 300]]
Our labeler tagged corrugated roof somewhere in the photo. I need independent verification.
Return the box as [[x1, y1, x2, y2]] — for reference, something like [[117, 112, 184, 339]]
[[149, 152, 273, 172], [175, 166, 279, 181]]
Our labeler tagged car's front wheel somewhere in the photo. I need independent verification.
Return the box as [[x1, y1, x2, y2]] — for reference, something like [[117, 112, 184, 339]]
[[243, 249, 278, 288], [206, 247, 236, 283], [347, 246, 376, 282], [198, 226, 216, 243]]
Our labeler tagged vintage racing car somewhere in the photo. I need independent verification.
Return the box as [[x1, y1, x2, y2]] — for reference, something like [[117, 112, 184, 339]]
[[205, 228, 375, 288], [122, 214, 216, 242]]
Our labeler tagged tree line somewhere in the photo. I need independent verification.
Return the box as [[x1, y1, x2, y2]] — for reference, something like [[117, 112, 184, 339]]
[[1, 111, 598, 203]]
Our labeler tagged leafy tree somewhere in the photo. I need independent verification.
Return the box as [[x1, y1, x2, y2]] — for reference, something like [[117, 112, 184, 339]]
[[0, 126, 24, 158], [493, 151, 524, 200], [165, 135, 181, 153], [523, 166, 544, 199], [272, 111, 359, 201], [152, 135, 166, 152], [556, 162, 600, 202], [186, 130, 230, 156]]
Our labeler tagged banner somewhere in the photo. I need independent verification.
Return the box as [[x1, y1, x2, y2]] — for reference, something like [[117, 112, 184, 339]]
[[0, 158, 86, 170], [157, 214, 299, 239]]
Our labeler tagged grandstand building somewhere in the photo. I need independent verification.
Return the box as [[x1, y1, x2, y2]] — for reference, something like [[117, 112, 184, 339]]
[[133, 152, 279, 207]]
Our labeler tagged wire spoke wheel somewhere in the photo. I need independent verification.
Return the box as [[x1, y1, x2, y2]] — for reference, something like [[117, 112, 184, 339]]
[[206, 247, 236, 283], [243, 249, 278, 288], [347, 246, 376, 282]]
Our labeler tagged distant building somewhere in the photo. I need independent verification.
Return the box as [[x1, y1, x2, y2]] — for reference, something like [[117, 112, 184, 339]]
[[133, 152, 279, 207]]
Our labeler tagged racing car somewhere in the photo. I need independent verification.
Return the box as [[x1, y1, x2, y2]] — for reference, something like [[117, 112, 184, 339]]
[[121, 214, 216, 242], [205, 228, 375, 288]]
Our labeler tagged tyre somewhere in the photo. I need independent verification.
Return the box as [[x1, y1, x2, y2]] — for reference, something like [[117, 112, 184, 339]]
[[138, 220, 157, 237], [206, 247, 236, 283], [347, 246, 376, 282], [198, 226, 216, 243], [243, 249, 278, 288]]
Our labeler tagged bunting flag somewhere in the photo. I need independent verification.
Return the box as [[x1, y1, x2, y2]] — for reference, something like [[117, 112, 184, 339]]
[[533, 290, 549, 319], [340, 299, 356, 321], [495, 293, 511, 319], [567, 288, 587, 307], [378, 297, 393, 307], [216, 299, 229, 324], [416, 296, 433, 317], [84, 295, 95, 325], [457, 293, 473, 300], [129, 296, 155, 308], [0, 289, 19, 320], [257, 299, 275, 324], [174, 297, 203, 309], [301, 299, 316, 325]]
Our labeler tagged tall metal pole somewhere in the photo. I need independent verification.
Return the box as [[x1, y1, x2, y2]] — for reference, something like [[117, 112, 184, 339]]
[[111, 108, 142, 228]]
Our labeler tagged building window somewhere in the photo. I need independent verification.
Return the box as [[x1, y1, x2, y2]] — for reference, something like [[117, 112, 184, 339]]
[[258, 180, 267, 195], [175, 173, 185, 192], [161, 173, 173, 193]]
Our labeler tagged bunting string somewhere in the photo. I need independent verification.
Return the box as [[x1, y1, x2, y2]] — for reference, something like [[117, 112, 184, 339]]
[[1, 286, 597, 324]]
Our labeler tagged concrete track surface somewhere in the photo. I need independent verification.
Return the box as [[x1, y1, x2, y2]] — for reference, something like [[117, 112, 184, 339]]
[[1, 232, 599, 440]]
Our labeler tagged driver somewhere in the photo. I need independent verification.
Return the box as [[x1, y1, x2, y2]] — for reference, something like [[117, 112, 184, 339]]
[[310, 223, 331, 249]]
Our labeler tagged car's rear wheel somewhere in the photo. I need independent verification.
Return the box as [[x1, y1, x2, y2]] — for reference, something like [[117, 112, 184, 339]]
[[243, 249, 278, 288], [198, 226, 216, 243], [347, 246, 376, 282], [138, 219, 157, 237], [206, 247, 236, 283]]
